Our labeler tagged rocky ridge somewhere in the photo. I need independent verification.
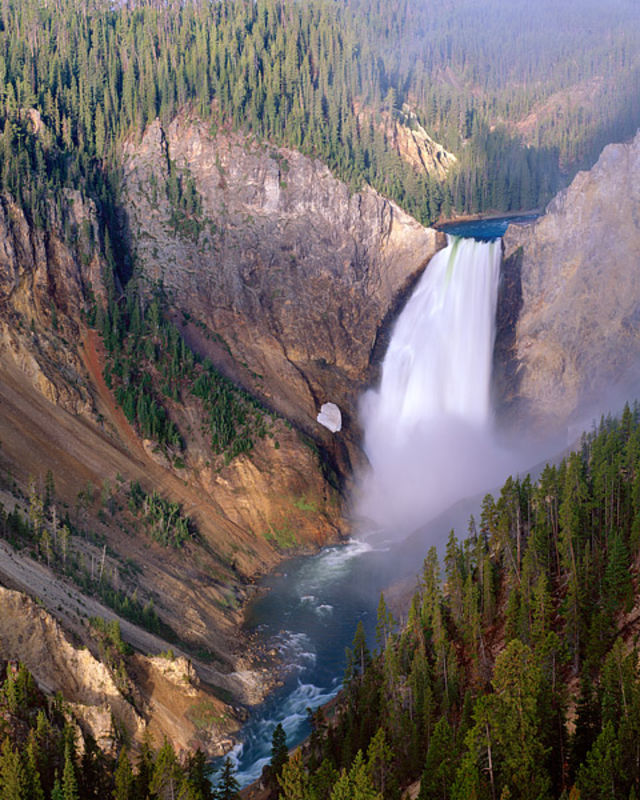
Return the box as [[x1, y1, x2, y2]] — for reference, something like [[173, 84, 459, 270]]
[[0, 585, 238, 757], [388, 108, 457, 181], [497, 129, 640, 433]]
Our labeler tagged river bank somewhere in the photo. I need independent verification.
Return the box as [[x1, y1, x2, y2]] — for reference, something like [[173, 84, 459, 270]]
[[435, 208, 541, 226]]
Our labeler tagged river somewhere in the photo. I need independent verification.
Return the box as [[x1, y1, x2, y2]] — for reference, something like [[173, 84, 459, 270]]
[[230, 510, 474, 787]]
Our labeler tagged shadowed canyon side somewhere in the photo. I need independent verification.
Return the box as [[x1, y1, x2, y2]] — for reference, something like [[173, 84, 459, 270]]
[[121, 114, 445, 477], [496, 130, 640, 435]]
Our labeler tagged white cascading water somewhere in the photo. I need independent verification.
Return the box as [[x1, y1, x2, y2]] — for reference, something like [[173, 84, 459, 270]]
[[359, 235, 504, 533]]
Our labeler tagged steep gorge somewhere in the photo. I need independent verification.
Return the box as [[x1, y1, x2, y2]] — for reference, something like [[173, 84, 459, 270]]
[[6, 110, 640, 764], [0, 114, 444, 754]]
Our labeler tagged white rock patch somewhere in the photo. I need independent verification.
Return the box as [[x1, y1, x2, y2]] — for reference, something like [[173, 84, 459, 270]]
[[317, 402, 342, 433]]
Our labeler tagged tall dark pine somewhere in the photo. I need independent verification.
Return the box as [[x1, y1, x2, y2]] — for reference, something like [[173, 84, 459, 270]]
[[268, 722, 289, 789], [214, 758, 240, 800]]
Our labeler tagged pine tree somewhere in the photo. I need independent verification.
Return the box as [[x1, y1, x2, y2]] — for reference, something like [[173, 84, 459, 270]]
[[61, 741, 79, 800], [183, 749, 215, 800], [366, 727, 392, 797], [346, 619, 370, 681], [418, 717, 456, 800], [269, 722, 288, 788], [375, 593, 394, 653], [489, 640, 550, 800], [134, 733, 155, 799], [23, 737, 44, 800], [576, 721, 620, 800], [604, 532, 632, 614], [330, 751, 382, 800], [51, 777, 64, 800], [278, 751, 312, 800], [214, 758, 239, 800], [149, 738, 182, 800], [113, 749, 135, 800], [0, 739, 27, 800]]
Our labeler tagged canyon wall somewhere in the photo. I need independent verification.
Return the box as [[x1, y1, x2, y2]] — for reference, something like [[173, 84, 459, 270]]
[[0, 111, 445, 751], [497, 130, 640, 434], [122, 114, 444, 473]]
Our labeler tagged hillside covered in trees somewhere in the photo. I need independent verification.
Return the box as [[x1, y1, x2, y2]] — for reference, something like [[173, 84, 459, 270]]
[[266, 404, 640, 799], [1, 0, 639, 241], [0, 657, 226, 800], [2, 0, 640, 797]]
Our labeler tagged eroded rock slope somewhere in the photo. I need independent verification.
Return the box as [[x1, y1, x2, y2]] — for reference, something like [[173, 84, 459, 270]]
[[0, 113, 444, 753], [122, 114, 443, 472], [497, 130, 640, 432]]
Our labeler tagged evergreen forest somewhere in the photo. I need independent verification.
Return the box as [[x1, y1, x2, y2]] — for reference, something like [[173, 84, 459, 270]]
[[4, 398, 640, 797], [0, 0, 639, 237], [0, 658, 226, 799], [266, 404, 640, 800]]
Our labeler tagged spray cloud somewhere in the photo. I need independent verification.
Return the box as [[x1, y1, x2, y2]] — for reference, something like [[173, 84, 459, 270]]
[[357, 236, 522, 535]]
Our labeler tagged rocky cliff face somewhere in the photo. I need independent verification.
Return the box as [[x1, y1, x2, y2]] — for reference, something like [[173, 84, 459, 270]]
[[0, 191, 104, 413], [0, 144, 341, 754], [0, 586, 238, 757], [387, 109, 457, 181], [0, 113, 445, 755], [122, 114, 444, 474], [497, 130, 640, 433]]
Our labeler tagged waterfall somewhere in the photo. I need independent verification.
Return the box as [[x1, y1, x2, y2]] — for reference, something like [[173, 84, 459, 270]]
[[358, 236, 504, 533]]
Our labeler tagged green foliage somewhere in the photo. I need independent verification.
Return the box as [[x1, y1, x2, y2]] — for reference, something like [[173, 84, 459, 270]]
[[0, 666, 216, 800], [61, 741, 79, 800], [102, 288, 269, 463], [278, 751, 312, 800], [0, 499, 167, 638], [0, 0, 637, 258], [418, 717, 455, 800], [127, 482, 194, 549], [112, 749, 135, 800], [0, 738, 27, 800], [268, 723, 289, 789], [88, 618, 132, 696], [330, 751, 382, 800], [298, 403, 640, 800], [213, 757, 240, 800]]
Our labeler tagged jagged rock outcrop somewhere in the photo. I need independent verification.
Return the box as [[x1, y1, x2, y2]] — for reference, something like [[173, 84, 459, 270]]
[[0, 586, 240, 756], [122, 114, 444, 472], [497, 130, 640, 432], [0, 587, 144, 752], [388, 108, 457, 180], [0, 192, 104, 414]]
